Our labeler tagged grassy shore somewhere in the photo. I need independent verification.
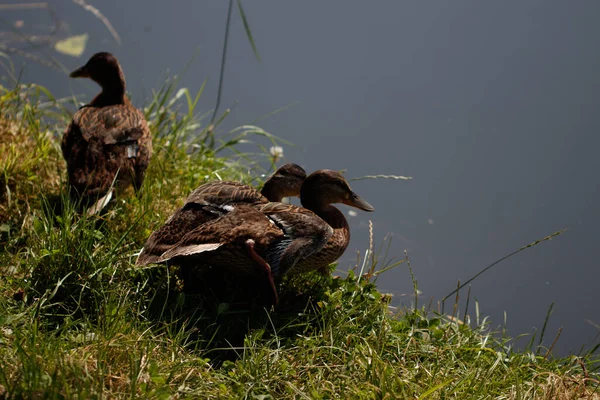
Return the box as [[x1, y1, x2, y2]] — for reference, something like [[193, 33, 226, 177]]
[[0, 82, 598, 399]]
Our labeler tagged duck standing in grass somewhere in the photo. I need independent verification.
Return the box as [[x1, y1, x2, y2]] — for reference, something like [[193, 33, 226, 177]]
[[151, 169, 374, 305], [61, 52, 153, 214]]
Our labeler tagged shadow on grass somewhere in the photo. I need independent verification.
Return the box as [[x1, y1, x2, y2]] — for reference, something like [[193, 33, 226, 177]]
[[142, 263, 339, 366]]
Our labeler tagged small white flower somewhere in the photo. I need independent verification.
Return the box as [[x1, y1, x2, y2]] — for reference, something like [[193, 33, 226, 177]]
[[269, 145, 284, 161]]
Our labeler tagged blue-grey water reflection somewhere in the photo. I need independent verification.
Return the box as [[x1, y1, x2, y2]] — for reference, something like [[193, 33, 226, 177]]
[[5, 0, 600, 355]]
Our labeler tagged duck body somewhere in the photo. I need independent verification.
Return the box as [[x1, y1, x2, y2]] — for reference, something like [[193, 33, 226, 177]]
[[155, 199, 333, 305], [286, 204, 350, 274], [157, 203, 332, 275], [140, 164, 330, 305], [141, 169, 373, 305], [136, 163, 307, 266], [136, 181, 269, 266], [62, 102, 152, 202], [62, 52, 152, 212]]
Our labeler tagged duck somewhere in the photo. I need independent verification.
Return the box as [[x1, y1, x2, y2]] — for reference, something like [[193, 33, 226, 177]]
[[153, 169, 374, 305], [136, 163, 307, 266], [61, 52, 153, 214]]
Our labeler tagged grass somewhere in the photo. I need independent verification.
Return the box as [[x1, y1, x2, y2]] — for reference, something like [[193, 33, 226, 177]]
[[0, 80, 598, 399]]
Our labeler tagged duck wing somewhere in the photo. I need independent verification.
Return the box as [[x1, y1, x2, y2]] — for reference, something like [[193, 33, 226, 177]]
[[156, 204, 282, 265], [145, 201, 333, 285], [136, 203, 219, 266], [257, 202, 333, 278], [185, 180, 267, 206], [71, 104, 149, 144], [137, 181, 267, 266]]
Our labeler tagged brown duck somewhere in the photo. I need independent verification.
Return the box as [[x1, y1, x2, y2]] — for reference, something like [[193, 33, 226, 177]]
[[61, 52, 152, 214], [136, 163, 307, 266], [153, 169, 374, 304]]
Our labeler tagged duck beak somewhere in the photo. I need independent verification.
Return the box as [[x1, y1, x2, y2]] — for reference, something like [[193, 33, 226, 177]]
[[344, 192, 374, 212], [69, 65, 89, 78]]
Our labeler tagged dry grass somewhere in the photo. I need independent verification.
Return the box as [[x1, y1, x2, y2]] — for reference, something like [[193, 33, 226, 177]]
[[0, 93, 62, 229]]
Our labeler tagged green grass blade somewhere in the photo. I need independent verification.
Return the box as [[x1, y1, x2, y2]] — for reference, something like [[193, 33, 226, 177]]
[[236, 0, 261, 62]]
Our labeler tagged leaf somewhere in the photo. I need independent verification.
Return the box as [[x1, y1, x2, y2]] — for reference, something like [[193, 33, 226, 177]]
[[54, 34, 89, 57]]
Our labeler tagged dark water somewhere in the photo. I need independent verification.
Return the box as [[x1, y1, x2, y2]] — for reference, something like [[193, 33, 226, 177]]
[[5, 1, 600, 355]]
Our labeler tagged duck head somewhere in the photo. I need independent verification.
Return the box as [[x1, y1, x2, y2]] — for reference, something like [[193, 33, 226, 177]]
[[261, 163, 307, 201], [300, 170, 374, 212], [69, 52, 126, 100]]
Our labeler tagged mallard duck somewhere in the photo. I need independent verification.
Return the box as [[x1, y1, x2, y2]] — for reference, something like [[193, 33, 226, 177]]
[[136, 163, 307, 266], [153, 169, 374, 305], [61, 52, 153, 214]]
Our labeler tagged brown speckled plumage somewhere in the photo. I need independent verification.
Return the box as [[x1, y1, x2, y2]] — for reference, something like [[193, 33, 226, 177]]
[[286, 205, 351, 274], [62, 52, 152, 211], [156, 199, 333, 306], [153, 195, 333, 307], [157, 203, 331, 272], [140, 169, 373, 281], [136, 163, 307, 266]]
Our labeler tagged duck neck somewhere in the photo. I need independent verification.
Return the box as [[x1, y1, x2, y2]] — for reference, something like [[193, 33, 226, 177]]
[[260, 181, 282, 202], [302, 200, 350, 239], [90, 70, 127, 107]]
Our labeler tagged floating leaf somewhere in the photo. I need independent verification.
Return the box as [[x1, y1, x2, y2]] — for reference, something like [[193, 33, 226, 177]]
[[54, 33, 89, 57]]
